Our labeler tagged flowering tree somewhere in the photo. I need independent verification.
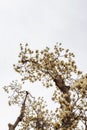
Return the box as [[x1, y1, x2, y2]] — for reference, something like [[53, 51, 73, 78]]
[[4, 43, 87, 130]]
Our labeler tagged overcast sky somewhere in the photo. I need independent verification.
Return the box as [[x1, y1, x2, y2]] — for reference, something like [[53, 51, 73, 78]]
[[0, 0, 87, 129]]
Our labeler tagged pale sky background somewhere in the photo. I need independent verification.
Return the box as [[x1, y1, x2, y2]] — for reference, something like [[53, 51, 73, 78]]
[[0, 0, 87, 130]]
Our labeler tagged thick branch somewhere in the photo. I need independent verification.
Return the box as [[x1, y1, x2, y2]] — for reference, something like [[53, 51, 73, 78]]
[[53, 75, 70, 93], [31, 59, 70, 93]]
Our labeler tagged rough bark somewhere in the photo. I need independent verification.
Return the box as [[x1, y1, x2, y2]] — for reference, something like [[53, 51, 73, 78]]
[[53, 75, 70, 93]]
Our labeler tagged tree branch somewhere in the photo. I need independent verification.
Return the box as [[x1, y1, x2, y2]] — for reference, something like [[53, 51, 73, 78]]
[[8, 91, 28, 130]]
